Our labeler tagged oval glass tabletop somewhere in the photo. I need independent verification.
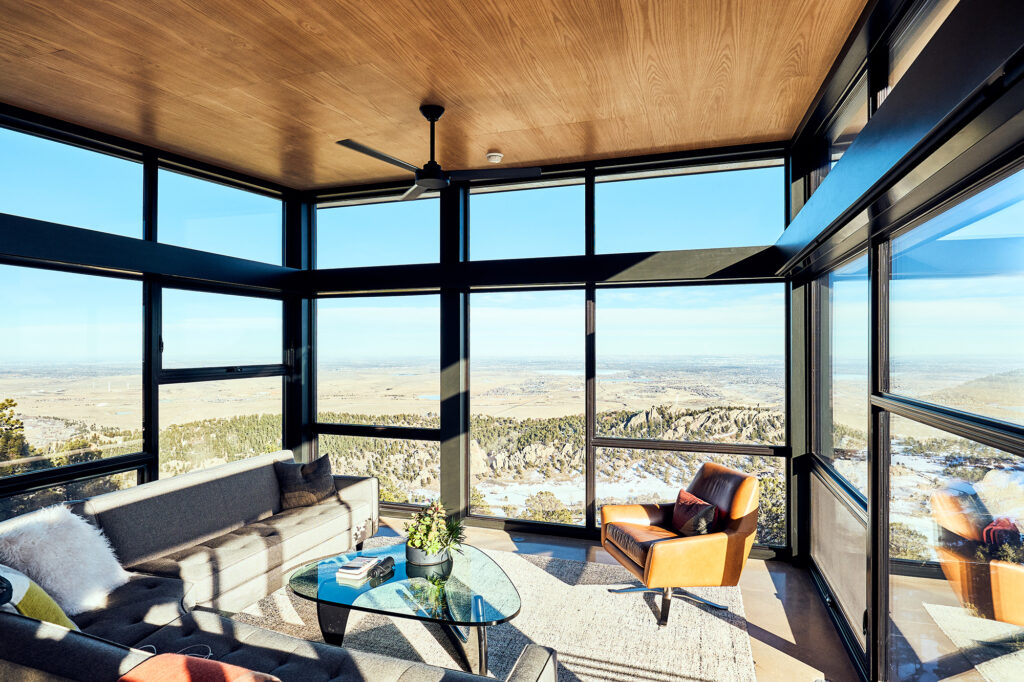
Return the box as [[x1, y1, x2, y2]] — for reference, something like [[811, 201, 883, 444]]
[[289, 543, 521, 627]]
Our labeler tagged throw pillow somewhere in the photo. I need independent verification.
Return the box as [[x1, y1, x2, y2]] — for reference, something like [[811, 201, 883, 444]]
[[0, 505, 131, 615], [118, 653, 281, 682], [273, 455, 335, 509], [671, 489, 719, 536], [983, 517, 1022, 547], [0, 563, 78, 630]]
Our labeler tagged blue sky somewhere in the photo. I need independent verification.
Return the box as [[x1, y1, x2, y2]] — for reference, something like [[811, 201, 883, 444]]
[[1, 126, 1021, 367]]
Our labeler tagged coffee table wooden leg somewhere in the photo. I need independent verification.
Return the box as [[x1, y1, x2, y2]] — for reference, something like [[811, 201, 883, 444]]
[[317, 602, 351, 646], [444, 623, 488, 676]]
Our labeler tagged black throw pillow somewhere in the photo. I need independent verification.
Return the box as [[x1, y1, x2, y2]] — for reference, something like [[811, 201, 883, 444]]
[[273, 455, 335, 509]]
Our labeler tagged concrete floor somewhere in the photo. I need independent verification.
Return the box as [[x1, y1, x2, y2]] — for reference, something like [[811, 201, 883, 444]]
[[380, 516, 860, 682]]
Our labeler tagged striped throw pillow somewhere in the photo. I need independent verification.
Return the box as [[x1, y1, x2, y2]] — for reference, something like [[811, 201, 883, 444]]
[[0, 563, 77, 630]]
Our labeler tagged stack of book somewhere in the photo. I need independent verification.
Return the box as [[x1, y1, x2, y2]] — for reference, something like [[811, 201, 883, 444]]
[[335, 555, 396, 587]]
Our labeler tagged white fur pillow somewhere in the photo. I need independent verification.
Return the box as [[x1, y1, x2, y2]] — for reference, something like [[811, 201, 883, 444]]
[[0, 505, 131, 615]]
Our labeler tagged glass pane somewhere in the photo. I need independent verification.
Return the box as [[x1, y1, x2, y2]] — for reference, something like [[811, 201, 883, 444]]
[[317, 296, 440, 425], [159, 377, 281, 477], [162, 289, 282, 369], [887, 0, 959, 97], [0, 471, 137, 521], [0, 266, 142, 478], [827, 75, 868, 170], [887, 414, 1024, 681], [596, 284, 785, 444], [318, 435, 439, 505], [819, 255, 869, 494], [811, 475, 866, 651], [890, 168, 1024, 425], [158, 169, 282, 264], [469, 291, 584, 525], [317, 198, 439, 268], [595, 448, 786, 546], [596, 165, 784, 253], [470, 184, 584, 259], [0, 127, 142, 237]]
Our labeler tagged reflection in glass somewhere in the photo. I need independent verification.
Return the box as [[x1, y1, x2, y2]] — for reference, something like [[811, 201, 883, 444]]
[[159, 377, 281, 477], [469, 291, 584, 524], [318, 435, 439, 505], [818, 255, 869, 494], [470, 184, 584, 260], [317, 198, 439, 268], [158, 169, 282, 264], [886, 0, 959, 101], [890, 168, 1024, 425], [596, 284, 786, 445], [827, 75, 868, 170], [0, 266, 142, 478], [595, 449, 786, 546], [162, 289, 282, 369], [0, 127, 142, 237], [887, 414, 1024, 680], [317, 296, 440, 423], [596, 165, 784, 253], [0, 471, 137, 521]]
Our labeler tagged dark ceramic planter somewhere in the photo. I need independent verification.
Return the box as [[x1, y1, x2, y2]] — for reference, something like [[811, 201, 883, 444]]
[[406, 543, 450, 566], [406, 556, 454, 582]]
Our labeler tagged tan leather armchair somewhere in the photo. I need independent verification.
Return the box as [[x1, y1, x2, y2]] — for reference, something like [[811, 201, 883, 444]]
[[601, 462, 759, 625]]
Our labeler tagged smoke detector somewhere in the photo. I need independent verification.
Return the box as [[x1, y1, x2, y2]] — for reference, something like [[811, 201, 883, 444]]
[[485, 151, 504, 164]]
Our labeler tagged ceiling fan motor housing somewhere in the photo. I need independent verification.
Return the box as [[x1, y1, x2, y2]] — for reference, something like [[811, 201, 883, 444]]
[[416, 160, 449, 189]]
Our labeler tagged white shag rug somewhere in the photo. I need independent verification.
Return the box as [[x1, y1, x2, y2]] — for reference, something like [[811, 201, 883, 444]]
[[924, 602, 1024, 682], [234, 538, 756, 681]]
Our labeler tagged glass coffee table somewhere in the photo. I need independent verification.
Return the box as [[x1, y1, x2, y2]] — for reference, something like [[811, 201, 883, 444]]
[[289, 543, 520, 675]]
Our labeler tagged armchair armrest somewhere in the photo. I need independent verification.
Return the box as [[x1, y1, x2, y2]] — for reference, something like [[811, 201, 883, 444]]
[[333, 475, 379, 538], [600, 503, 673, 543], [644, 528, 753, 588], [506, 644, 558, 682]]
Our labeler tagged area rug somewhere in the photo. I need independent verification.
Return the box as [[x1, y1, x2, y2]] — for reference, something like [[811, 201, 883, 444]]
[[924, 603, 1024, 682], [233, 537, 755, 681]]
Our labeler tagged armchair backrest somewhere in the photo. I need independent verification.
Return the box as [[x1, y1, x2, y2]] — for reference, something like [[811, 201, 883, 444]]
[[687, 462, 759, 536]]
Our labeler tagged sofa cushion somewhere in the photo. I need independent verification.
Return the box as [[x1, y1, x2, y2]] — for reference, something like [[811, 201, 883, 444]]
[[605, 522, 679, 567], [131, 610, 481, 681], [131, 499, 370, 606], [119, 653, 281, 682], [75, 575, 191, 647], [82, 452, 293, 567], [274, 455, 335, 510]]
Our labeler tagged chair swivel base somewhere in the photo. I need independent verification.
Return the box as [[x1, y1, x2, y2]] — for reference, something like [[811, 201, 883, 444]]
[[608, 586, 727, 626]]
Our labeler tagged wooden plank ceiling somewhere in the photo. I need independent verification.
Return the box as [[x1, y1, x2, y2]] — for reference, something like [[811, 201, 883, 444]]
[[0, 0, 867, 190]]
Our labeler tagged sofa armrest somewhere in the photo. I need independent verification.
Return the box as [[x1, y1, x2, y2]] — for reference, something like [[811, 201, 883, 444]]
[[333, 475, 380, 536], [644, 528, 753, 588], [600, 504, 672, 543], [505, 644, 557, 682], [0, 611, 151, 681]]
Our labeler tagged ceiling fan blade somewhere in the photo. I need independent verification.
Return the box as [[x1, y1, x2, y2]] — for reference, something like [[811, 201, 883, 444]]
[[447, 167, 543, 182], [400, 183, 428, 201], [336, 139, 419, 173]]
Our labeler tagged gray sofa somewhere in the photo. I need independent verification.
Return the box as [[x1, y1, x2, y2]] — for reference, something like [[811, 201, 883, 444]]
[[0, 451, 557, 682]]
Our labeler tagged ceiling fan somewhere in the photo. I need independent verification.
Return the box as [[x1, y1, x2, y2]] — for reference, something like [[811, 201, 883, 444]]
[[337, 104, 542, 200]]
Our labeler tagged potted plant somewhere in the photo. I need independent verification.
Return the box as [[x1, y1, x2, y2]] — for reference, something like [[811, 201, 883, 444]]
[[405, 501, 465, 566]]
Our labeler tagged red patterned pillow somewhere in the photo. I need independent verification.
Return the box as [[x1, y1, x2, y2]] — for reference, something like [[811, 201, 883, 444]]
[[671, 489, 719, 536], [119, 654, 280, 682], [983, 517, 1021, 548]]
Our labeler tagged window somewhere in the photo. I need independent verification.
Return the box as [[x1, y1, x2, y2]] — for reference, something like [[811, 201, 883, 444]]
[[889, 168, 1024, 426], [469, 291, 584, 525], [826, 74, 868, 171], [596, 284, 786, 444], [595, 164, 784, 253], [595, 448, 786, 545], [158, 169, 282, 264], [317, 197, 439, 268], [0, 471, 137, 521], [0, 127, 142, 237], [811, 476, 866, 651], [0, 265, 142, 478], [817, 255, 869, 494], [162, 289, 282, 369], [886, 413, 1022, 680], [470, 183, 584, 259], [885, 0, 959, 103], [317, 295, 440, 426], [159, 377, 282, 477], [318, 435, 439, 505]]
